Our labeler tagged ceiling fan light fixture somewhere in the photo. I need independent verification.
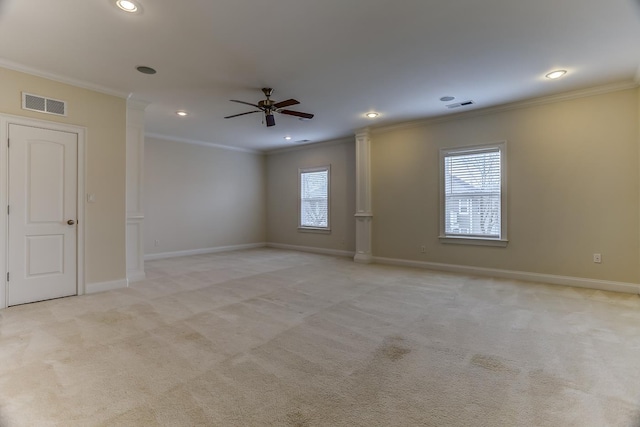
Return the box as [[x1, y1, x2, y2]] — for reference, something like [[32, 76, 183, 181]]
[[366, 112, 379, 118], [265, 114, 276, 127], [115, 0, 140, 13], [545, 70, 567, 79]]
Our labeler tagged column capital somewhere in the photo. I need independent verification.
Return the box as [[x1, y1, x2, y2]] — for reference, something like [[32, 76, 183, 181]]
[[126, 98, 150, 112], [355, 127, 371, 140]]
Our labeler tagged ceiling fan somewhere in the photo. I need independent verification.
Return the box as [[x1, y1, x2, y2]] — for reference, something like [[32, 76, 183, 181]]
[[224, 88, 314, 127]]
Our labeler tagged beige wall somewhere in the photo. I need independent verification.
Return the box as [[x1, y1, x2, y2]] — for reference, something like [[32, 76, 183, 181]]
[[3, 67, 635, 287], [372, 88, 639, 283], [144, 137, 266, 254], [0, 67, 127, 285], [266, 138, 356, 252]]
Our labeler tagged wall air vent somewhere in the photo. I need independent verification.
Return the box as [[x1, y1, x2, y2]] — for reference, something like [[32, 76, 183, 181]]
[[22, 92, 67, 116], [446, 100, 475, 109]]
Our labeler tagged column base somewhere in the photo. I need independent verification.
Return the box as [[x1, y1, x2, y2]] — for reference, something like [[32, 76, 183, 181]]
[[354, 253, 374, 264]]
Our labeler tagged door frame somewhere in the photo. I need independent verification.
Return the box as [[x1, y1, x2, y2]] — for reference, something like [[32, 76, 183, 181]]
[[0, 114, 86, 308]]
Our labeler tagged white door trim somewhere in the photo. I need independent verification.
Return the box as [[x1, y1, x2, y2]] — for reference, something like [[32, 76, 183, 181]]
[[0, 113, 86, 308]]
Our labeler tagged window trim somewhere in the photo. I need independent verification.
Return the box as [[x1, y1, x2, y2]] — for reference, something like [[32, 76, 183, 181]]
[[298, 165, 331, 232], [439, 141, 507, 246]]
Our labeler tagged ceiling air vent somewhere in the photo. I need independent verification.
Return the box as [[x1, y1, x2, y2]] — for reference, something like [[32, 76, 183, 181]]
[[446, 100, 475, 109], [22, 92, 67, 116]]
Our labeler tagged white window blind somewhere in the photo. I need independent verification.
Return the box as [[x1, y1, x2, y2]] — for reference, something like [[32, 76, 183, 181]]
[[443, 147, 502, 238], [300, 167, 329, 229]]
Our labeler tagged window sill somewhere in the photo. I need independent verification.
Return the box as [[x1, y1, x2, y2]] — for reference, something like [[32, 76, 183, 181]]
[[439, 236, 508, 247], [298, 227, 331, 234]]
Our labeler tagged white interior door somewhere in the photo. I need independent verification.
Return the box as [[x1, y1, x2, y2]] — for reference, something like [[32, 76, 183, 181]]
[[8, 124, 78, 306]]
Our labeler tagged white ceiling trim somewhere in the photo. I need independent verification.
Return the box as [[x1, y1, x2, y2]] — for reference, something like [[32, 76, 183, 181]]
[[266, 135, 353, 156], [0, 58, 130, 99], [372, 80, 639, 137], [145, 132, 261, 154]]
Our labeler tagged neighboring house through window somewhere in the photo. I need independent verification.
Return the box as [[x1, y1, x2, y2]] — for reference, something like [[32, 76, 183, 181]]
[[299, 166, 330, 231], [439, 142, 507, 246]]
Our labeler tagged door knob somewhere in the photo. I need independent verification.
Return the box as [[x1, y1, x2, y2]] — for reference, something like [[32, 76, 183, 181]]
[[67, 220, 75, 225]]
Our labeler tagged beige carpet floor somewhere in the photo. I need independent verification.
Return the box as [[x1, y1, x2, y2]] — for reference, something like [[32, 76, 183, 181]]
[[0, 248, 639, 426]]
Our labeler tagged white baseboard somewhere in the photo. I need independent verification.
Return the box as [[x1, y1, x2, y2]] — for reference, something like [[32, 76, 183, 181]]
[[373, 256, 640, 295], [144, 242, 267, 261], [267, 242, 355, 258], [85, 279, 128, 294], [143, 242, 639, 295]]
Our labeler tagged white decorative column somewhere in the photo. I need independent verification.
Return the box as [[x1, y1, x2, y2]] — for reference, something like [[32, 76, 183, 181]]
[[354, 128, 374, 264], [126, 99, 148, 282]]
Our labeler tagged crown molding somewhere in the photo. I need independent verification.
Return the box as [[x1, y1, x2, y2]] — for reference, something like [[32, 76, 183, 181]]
[[266, 135, 353, 155], [371, 80, 639, 136], [0, 59, 130, 99], [145, 132, 261, 154]]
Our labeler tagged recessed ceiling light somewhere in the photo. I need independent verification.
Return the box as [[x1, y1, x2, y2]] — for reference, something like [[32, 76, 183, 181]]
[[284, 136, 292, 140], [545, 70, 567, 79], [440, 96, 455, 102], [136, 65, 156, 75], [116, 0, 139, 12], [176, 111, 188, 117], [365, 112, 379, 118]]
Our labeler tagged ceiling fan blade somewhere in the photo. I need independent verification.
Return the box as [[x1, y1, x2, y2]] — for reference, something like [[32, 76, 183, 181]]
[[224, 110, 260, 119], [273, 98, 300, 109], [279, 109, 314, 119], [266, 114, 276, 127], [230, 99, 262, 109]]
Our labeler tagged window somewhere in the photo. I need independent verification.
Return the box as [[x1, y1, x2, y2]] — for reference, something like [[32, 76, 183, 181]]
[[299, 166, 330, 231], [440, 142, 507, 246]]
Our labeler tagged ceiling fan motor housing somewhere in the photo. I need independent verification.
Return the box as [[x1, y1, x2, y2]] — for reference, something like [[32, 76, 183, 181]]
[[259, 100, 274, 109]]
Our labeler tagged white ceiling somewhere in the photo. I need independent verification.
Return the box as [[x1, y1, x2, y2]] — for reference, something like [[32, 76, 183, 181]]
[[0, 0, 639, 151]]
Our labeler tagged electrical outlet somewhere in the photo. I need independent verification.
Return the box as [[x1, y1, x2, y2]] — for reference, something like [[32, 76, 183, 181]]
[[420, 245, 426, 253], [593, 253, 602, 264], [154, 239, 160, 247]]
